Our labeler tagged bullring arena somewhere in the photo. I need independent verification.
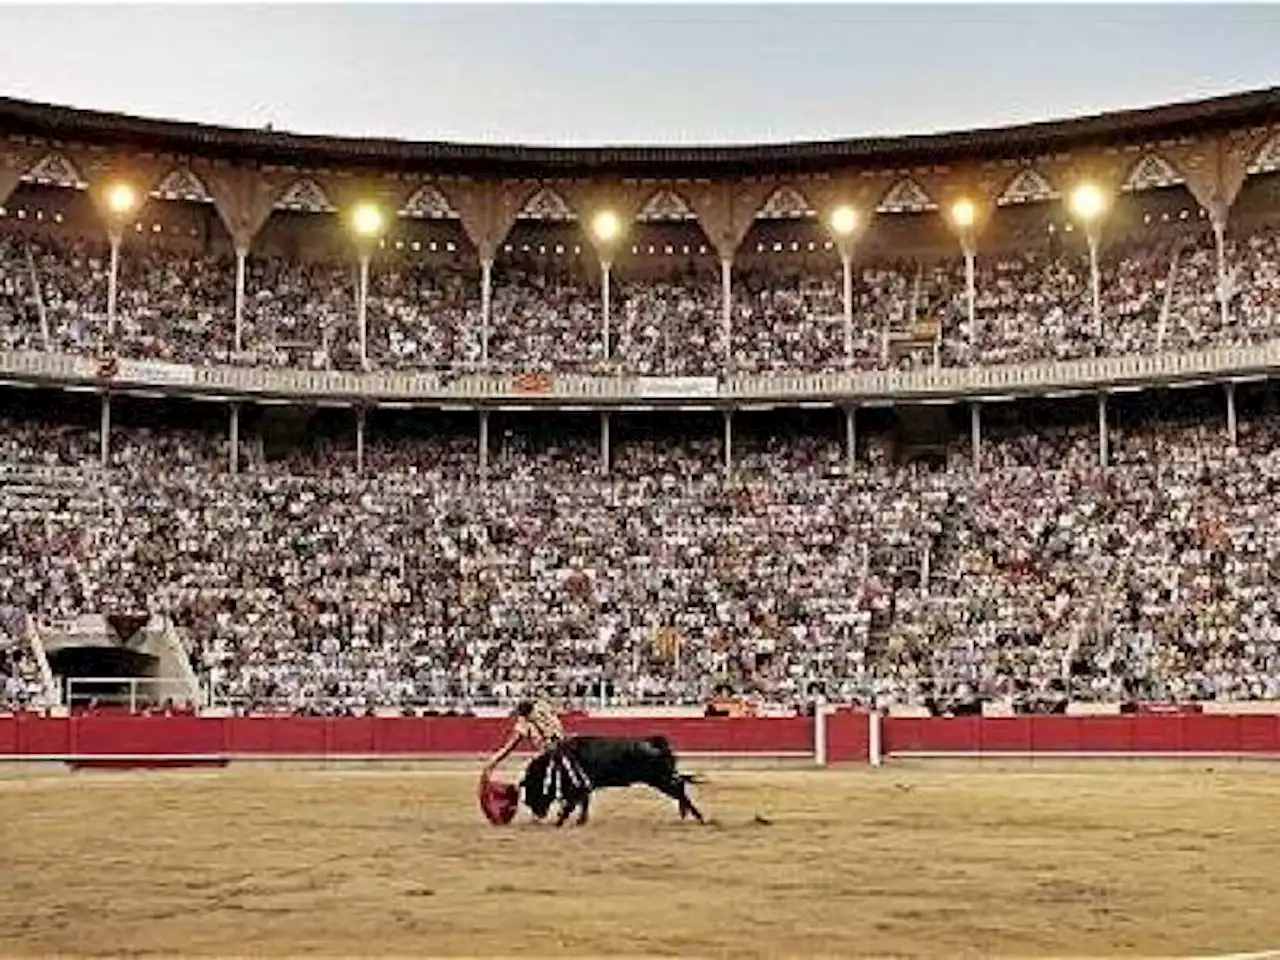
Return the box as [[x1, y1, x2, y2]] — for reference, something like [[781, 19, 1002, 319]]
[[4, 714, 1280, 956], [9, 74, 1280, 956], [5, 763, 1280, 957]]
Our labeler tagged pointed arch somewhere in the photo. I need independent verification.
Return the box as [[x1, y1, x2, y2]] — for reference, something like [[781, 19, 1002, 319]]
[[149, 167, 212, 203], [1247, 130, 1280, 175], [274, 177, 335, 213], [875, 177, 936, 213], [517, 185, 576, 221], [22, 152, 86, 189], [637, 187, 697, 222], [398, 183, 458, 219], [755, 185, 817, 220], [1121, 153, 1184, 192], [996, 166, 1057, 206]]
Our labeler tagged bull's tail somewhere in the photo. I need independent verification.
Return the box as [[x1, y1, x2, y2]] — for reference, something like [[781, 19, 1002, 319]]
[[646, 737, 701, 782]]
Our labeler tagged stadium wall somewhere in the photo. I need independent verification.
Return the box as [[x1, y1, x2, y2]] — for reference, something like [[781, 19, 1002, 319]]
[[5, 713, 1280, 767]]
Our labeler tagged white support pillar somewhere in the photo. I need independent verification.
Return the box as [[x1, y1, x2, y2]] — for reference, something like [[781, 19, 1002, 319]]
[[1214, 218, 1229, 331], [868, 710, 883, 767], [106, 235, 122, 340], [480, 258, 493, 367], [964, 249, 977, 352], [234, 248, 247, 354], [720, 257, 733, 369], [601, 261, 612, 362], [841, 252, 854, 367], [99, 394, 111, 468], [844, 405, 857, 470], [814, 703, 833, 767], [356, 406, 366, 475], [1098, 393, 1109, 468], [479, 409, 490, 482], [1226, 381, 1238, 447], [229, 404, 240, 476], [600, 411, 611, 475], [357, 253, 371, 369], [1087, 234, 1102, 342], [970, 402, 982, 473], [722, 408, 733, 473], [24, 244, 50, 350]]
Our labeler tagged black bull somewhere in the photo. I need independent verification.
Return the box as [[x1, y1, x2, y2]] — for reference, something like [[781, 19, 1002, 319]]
[[520, 735, 706, 826]]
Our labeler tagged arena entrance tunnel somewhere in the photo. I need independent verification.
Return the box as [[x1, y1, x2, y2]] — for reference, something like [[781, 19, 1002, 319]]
[[48, 646, 159, 711]]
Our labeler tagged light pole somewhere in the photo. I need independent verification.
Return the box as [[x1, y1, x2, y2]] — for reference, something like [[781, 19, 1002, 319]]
[[1069, 183, 1107, 343], [591, 209, 623, 366], [828, 205, 858, 369], [480, 257, 493, 368], [1212, 215, 1229, 330], [102, 183, 138, 341], [950, 199, 978, 357], [350, 202, 386, 370], [720, 256, 733, 370], [234, 245, 248, 354]]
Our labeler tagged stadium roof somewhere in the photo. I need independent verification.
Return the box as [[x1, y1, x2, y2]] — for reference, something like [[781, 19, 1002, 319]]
[[1, 87, 1279, 177]]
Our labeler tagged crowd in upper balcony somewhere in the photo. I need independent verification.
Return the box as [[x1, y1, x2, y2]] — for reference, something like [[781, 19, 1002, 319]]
[[3, 388, 1280, 713], [5, 211, 1280, 377]]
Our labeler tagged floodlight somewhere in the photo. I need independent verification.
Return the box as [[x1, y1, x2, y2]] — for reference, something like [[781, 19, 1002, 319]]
[[951, 199, 976, 229], [106, 183, 137, 216], [1070, 183, 1106, 221], [829, 205, 857, 236], [352, 203, 385, 238], [593, 209, 621, 243]]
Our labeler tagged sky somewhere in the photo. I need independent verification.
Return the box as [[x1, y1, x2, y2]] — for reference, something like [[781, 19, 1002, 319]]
[[0, 3, 1277, 147]]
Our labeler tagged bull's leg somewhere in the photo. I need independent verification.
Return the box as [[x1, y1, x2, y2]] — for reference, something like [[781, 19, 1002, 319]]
[[675, 779, 706, 824], [556, 789, 588, 827], [554, 799, 574, 827], [652, 777, 706, 824]]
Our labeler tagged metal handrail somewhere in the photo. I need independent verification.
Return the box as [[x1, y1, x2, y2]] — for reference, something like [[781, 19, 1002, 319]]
[[0, 342, 1276, 405]]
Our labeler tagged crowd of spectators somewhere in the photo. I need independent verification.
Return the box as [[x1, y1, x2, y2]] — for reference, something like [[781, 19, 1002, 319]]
[[0, 603, 43, 710], [7, 223, 1280, 376], [3, 394, 1280, 713]]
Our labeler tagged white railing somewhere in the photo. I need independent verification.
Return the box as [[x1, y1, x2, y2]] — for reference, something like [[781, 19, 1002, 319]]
[[0, 342, 1277, 405], [65, 676, 194, 712], [24, 614, 58, 709]]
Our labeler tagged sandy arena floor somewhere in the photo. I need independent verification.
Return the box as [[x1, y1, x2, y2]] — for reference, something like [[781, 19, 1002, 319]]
[[2, 763, 1280, 957]]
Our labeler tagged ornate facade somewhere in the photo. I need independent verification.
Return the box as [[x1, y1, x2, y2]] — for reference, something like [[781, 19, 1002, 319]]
[[3, 88, 1280, 409]]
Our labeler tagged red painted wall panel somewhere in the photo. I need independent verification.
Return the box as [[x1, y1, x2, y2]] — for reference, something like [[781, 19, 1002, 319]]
[[826, 712, 870, 762], [4, 713, 1280, 763], [0, 716, 17, 755], [567, 716, 814, 754], [15, 715, 71, 755], [880, 716, 928, 754], [70, 715, 223, 755], [423, 717, 508, 754], [371, 717, 430, 754], [1128, 715, 1177, 752], [881, 714, 1280, 755], [270, 717, 328, 754], [1052, 716, 1129, 752], [1239, 715, 1280, 752], [327, 717, 376, 755], [883, 716, 982, 754], [223, 717, 273, 754], [979, 717, 1034, 753]]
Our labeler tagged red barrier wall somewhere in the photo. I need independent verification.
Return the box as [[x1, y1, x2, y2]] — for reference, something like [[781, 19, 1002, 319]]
[[3, 713, 1278, 765], [0, 714, 815, 760], [880, 714, 1280, 756], [826, 712, 871, 763]]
